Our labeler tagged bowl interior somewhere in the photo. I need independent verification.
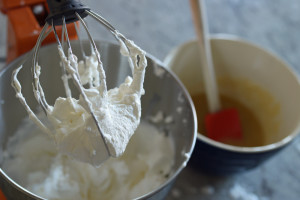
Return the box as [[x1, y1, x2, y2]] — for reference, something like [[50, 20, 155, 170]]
[[0, 41, 196, 199]]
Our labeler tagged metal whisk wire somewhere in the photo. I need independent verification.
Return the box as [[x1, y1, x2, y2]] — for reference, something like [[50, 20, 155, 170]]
[[86, 10, 128, 44], [54, 16, 112, 156], [75, 12, 107, 91], [32, 23, 52, 114], [30, 0, 138, 159]]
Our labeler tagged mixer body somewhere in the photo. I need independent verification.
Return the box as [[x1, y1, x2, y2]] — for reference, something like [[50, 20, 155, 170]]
[[0, 0, 77, 63]]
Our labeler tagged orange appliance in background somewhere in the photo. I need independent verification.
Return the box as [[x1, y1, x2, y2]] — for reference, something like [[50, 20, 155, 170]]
[[0, 189, 6, 200], [0, 0, 78, 63]]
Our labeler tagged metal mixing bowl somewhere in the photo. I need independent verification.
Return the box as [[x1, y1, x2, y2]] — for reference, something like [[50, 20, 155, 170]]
[[0, 41, 196, 200]]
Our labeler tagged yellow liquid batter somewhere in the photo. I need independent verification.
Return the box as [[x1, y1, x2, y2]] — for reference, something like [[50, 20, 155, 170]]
[[192, 93, 265, 147]]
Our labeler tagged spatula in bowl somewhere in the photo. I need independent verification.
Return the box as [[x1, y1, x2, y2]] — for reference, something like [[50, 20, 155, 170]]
[[189, 0, 242, 142]]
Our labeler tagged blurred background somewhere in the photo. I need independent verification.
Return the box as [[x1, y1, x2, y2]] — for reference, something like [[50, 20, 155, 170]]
[[0, 0, 300, 199]]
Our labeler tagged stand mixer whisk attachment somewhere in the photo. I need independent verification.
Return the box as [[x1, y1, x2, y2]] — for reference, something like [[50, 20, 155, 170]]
[[12, 0, 147, 166]]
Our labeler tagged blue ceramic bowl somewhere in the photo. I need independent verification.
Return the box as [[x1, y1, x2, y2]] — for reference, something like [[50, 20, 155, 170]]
[[164, 35, 300, 175]]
